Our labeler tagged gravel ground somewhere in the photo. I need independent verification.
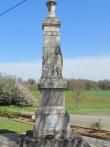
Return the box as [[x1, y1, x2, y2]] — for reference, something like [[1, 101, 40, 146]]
[[20, 112, 110, 130], [70, 115, 110, 130]]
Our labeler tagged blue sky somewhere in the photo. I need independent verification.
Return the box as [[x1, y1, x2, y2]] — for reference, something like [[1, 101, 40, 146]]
[[0, 0, 110, 80]]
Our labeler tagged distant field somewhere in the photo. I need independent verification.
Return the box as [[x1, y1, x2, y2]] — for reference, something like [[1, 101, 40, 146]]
[[33, 90, 110, 115], [65, 90, 110, 106], [0, 90, 110, 116], [65, 90, 110, 115]]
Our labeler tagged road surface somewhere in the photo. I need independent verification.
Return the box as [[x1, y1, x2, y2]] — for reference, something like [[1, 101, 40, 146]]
[[70, 115, 110, 130], [22, 112, 110, 130]]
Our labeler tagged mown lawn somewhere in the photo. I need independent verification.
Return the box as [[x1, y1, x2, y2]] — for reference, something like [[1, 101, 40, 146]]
[[65, 90, 110, 115], [0, 118, 33, 133], [33, 90, 110, 99], [0, 105, 36, 113]]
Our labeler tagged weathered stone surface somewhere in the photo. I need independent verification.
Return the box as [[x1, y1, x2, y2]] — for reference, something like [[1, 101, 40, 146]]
[[42, 17, 61, 28], [19, 134, 91, 147], [40, 90, 65, 106], [33, 108, 70, 138], [41, 23, 62, 80], [0, 133, 110, 147], [39, 80, 67, 89], [33, 0, 69, 139], [83, 137, 110, 147], [46, 0, 57, 18]]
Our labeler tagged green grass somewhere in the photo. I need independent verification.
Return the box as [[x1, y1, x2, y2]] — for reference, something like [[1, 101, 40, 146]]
[[0, 90, 110, 116], [66, 105, 110, 115], [0, 105, 36, 113], [32, 90, 110, 115], [0, 90, 110, 132], [65, 90, 110, 99], [0, 118, 33, 133], [65, 90, 110, 115], [32, 91, 40, 99], [33, 90, 110, 99], [86, 90, 110, 98], [0, 106, 36, 118]]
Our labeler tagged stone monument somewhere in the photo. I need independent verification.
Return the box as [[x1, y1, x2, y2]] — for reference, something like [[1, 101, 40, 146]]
[[33, 0, 70, 139], [18, 0, 91, 146]]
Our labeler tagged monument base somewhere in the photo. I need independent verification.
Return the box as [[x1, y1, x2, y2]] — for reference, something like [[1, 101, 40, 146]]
[[17, 130, 91, 147], [33, 106, 71, 139]]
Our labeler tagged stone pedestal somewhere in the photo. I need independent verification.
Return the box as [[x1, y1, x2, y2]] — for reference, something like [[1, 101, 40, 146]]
[[33, 79, 70, 138], [33, 107, 71, 139]]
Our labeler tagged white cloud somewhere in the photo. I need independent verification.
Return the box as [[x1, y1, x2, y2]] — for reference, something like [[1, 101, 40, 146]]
[[0, 56, 110, 81], [63, 56, 110, 81], [0, 62, 42, 80]]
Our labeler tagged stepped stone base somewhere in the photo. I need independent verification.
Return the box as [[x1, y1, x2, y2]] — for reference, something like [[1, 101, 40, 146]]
[[0, 133, 110, 147], [17, 130, 91, 147]]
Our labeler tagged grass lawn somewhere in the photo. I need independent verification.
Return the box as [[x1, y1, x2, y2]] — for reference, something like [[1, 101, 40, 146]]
[[67, 106, 110, 115], [0, 105, 36, 113], [0, 90, 110, 132], [0, 118, 33, 133], [0, 105, 36, 118], [65, 90, 110, 115], [0, 90, 110, 116]]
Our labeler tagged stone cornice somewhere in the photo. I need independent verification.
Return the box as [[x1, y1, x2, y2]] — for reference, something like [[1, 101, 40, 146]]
[[42, 17, 61, 29]]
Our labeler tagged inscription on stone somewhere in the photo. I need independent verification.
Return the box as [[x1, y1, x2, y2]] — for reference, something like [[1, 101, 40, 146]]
[[48, 115, 58, 131]]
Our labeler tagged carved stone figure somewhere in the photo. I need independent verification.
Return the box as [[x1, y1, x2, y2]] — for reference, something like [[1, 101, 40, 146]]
[[54, 46, 63, 78], [42, 46, 63, 79], [46, 0, 56, 17], [42, 55, 49, 79]]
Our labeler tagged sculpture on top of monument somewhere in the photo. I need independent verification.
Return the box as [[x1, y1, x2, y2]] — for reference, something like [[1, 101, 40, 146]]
[[46, 0, 57, 17]]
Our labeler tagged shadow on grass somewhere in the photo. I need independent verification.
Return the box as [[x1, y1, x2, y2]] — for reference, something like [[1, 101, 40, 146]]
[[0, 129, 24, 144], [0, 129, 17, 133]]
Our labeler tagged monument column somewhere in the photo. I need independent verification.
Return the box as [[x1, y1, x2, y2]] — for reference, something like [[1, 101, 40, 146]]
[[33, 0, 71, 138], [20, 1, 91, 146]]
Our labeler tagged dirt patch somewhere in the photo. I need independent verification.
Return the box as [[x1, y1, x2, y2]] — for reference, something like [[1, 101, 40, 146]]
[[0, 116, 110, 141], [0, 116, 34, 126], [13, 117, 33, 125], [71, 125, 110, 141]]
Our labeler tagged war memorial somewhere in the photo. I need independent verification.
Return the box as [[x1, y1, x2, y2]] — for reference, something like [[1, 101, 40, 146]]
[[0, 0, 110, 147], [16, 0, 91, 146], [16, 0, 110, 147]]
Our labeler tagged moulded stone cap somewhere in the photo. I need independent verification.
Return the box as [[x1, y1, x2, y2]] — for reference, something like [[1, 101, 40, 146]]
[[42, 17, 61, 29], [46, 0, 57, 5], [47, 0, 57, 3], [39, 80, 67, 89]]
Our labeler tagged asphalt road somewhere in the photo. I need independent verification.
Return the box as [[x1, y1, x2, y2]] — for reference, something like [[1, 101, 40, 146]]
[[70, 115, 110, 130], [22, 112, 110, 131]]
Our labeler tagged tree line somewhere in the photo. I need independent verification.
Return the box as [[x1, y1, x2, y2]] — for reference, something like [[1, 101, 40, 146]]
[[18, 77, 110, 91], [67, 79, 110, 91]]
